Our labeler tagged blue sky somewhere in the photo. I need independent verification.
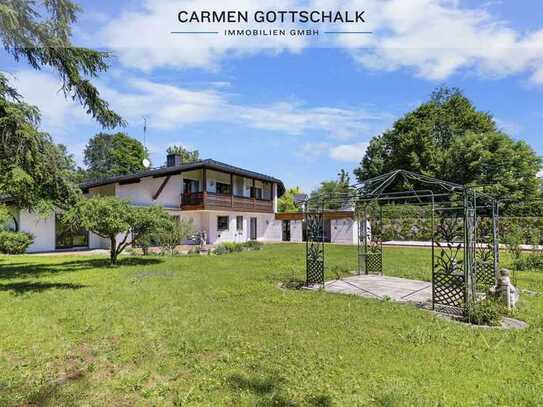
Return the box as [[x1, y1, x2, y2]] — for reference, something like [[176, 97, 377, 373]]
[[2, 0, 543, 192]]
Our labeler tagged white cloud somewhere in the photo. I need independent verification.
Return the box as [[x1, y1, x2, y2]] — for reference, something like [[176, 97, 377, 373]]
[[6, 70, 91, 130], [96, 77, 390, 139], [341, 0, 543, 83], [98, 0, 308, 71], [7, 69, 389, 164], [296, 142, 330, 161], [90, 0, 543, 85], [329, 142, 368, 161]]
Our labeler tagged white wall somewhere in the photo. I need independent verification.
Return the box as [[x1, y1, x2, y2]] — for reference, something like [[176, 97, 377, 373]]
[[202, 211, 277, 244], [206, 170, 230, 193], [115, 174, 182, 208], [18, 210, 56, 253], [290, 220, 303, 242], [330, 218, 357, 244], [89, 233, 109, 250]]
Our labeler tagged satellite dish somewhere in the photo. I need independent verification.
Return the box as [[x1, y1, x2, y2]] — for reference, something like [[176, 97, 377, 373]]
[[142, 158, 151, 168]]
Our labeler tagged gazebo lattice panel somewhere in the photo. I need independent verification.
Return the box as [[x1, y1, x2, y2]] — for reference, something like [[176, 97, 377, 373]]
[[474, 216, 497, 289], [432, 272, 465, 309], [305, 211, 325, 285]]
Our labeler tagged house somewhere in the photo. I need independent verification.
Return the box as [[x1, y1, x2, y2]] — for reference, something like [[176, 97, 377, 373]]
[[5, 153, 358, 253]]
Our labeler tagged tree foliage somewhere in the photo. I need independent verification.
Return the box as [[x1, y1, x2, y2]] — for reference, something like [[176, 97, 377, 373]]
[[156, 218, 194, 255], [84, 132, 149, 179], [63, 196, 173, 264], [0, 80, 80, 211], [354, 87, 542, 201], [0, 0, 123, 128], [310, 169, 353, 210], [166, 145, 200, 164], [278, 186, 302, 212], [0, 204, 13, 230]]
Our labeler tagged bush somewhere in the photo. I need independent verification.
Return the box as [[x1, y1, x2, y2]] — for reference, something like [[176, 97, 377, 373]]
[[242, 240, 263, 251], [214, 242, 244, 255], [214, 241, 265, 255], [464, 298, 505, 326], [0, 231, 33, 254], [157, 219, 194, 256]]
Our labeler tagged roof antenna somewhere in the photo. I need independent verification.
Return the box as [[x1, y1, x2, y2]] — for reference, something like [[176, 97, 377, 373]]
[[142, 116, 151, 168]]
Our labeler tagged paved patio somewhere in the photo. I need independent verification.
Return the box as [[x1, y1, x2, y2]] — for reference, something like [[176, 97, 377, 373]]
[[310, 274, 432, 304]]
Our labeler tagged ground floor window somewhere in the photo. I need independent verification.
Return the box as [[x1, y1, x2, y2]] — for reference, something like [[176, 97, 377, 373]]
[[236, 216, 243, 231], [217, 216, 229, 231], [55, 214, 88, 249]]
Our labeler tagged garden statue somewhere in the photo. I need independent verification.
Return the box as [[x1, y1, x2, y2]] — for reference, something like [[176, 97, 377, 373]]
[[489, 268, 519, 309]]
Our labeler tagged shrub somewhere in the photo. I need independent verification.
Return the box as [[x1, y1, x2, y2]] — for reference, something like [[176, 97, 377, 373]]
[[0, 231, 33, 254], [214, 242, 244, 255], [157, 219, 194, 256], [464, 298, 505, 326], [242, 240, 263, 251]]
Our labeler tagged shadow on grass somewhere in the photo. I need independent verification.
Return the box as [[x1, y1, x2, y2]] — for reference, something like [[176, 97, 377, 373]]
[[0, 281, 86, 295], [228, 374, 332, 407], [0, 257, 164, 280]]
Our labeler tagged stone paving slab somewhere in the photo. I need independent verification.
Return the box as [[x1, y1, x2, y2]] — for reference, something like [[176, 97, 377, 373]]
[[313, 274, 432, 304]]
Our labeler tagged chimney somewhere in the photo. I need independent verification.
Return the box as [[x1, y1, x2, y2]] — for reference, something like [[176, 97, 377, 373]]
[[166, 153, 182, 167]]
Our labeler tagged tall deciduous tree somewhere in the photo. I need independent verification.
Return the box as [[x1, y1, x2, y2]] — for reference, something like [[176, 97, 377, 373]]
[[166, 145, 200, 163], [354, 87, 542, 201], [0, 0, 123, 128], [84, 132, 149, 179]]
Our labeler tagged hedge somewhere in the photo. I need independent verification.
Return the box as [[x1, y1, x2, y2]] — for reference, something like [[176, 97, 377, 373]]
[[370, 216, 543, 245]]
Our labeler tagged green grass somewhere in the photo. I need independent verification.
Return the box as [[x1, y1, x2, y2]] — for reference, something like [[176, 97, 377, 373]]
[[0, 244, 543, 406]]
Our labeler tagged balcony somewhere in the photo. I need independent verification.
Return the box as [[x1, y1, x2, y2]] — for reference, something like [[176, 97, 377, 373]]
[[181, 192, 273, 213]]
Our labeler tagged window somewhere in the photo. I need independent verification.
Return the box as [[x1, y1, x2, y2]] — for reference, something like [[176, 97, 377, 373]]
[[55, 214, 88, 249], [217, 216, 229, 231], [235, 176, 244, 196], [251, 187, 263, 200], [216, 182, 231, 194], [183, 179, 199, 193], [236, 216, 243, 231]]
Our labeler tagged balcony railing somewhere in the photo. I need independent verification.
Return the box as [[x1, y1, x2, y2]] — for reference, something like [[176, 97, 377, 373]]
[[181, 191, 273, 213]]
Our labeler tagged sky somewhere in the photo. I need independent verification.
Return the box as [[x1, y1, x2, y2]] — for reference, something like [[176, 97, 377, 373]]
[[2, 0, 543, 192]]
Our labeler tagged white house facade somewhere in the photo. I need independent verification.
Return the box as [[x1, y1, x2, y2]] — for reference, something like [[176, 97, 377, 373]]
[[6, 155, 358, 253]]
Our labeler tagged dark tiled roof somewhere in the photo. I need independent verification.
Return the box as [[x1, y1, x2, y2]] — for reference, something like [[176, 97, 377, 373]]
[[80, 159, 286, 196]]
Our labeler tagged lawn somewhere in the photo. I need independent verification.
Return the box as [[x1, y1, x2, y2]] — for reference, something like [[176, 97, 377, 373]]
[[0, 244, 542, 406]]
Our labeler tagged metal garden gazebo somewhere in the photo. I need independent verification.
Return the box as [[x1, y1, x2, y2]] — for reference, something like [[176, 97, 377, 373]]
[[302, 170, 500, 314]]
